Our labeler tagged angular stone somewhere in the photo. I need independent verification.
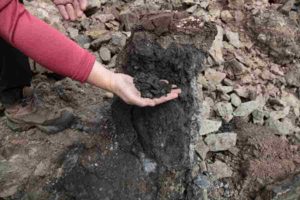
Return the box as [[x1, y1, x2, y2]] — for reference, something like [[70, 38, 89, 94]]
[[95, 13, 115, 23], [111, 32, 127, 47], [119, 11, 139, 31], [195, 139, 209, 160], [252, 109, 265, 125], [216, 85, 233, 94], [285, 66, 300, 87], [67, 27, 79, 39], [266, 118, 296, 135], [225, 30, 241, 48], [99, 47, 111, 62], [233, 100, 260, 117], [225, 59, 248, 76], [216, 102, 234, 122], [90, 32, 112, 50], [207, 160, 233, 180], [209, 25, 224, 64], [200, 119, 222, 135], [204, 68, 226, 85], [269, 107, 290, 120], [221, 10, 233, 23], [205, 132, 237, 152], [230, 93, 242, 107]]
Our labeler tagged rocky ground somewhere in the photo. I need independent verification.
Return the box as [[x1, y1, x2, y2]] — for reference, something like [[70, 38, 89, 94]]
[[1, 0, 300, 200]]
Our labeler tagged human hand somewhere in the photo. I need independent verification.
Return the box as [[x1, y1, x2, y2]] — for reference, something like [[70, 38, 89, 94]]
[[52, 0, 87, 21], [110, 73, 181, 107]]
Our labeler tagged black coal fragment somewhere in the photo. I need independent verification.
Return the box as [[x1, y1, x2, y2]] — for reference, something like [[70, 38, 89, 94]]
[[133, 72, 172, 98]]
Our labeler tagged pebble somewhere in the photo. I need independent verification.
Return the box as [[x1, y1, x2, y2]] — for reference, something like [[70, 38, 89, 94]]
[[200, 119, 222, 135], [99, 47, 111, 62], [204, 132, 237, 152]]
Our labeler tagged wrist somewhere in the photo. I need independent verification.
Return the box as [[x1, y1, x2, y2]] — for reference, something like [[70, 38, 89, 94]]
[[87, 61, 116, 92]]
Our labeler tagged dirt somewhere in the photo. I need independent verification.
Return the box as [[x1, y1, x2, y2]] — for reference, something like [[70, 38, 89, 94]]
[[226, 118, 300, 199], [133, 72, 172, 98]]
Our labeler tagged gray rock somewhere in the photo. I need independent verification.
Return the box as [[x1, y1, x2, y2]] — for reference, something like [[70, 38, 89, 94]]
[[111, 32, 127, 47], [216, 102, 233, 122], [90, 33, 112, 50], [225, 59, 248, 76], [67, 27, 79, 39], [205, 132, 237, 152], [209, 25, 224, 64], [230, 93, 242, 107], [204, 68, 226, 85], [99, 47, 111, 62], [216, 85, 233, 94], [266, 118, 296, 135], [225, 30, 241, 48], [119, 10, 139, 31], [86, 0, 101, 9], [233, 100, 260, 117], [194, 174, 212, 189], [269, 107, 290, 120], [195, 139, 210, 160], [207, 160, 233, 180], [34, 160, 50, 177], [252, 109, 265, 125], [285, 66, 300, 87], [200, 119, 222, 135]]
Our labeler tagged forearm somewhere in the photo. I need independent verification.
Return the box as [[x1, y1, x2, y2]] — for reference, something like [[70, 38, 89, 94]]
[[0, 0, 95, 82]]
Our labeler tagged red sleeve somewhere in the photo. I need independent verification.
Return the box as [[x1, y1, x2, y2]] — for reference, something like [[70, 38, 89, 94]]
[[0, 0, 96, 82]]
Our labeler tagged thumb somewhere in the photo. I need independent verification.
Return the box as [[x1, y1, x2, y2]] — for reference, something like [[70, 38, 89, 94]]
[[78, 0, 87, 10]]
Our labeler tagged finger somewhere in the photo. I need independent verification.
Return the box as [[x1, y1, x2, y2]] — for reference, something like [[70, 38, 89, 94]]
[[73, 0, 83, 17], [66, 4, 76, 21], [153, 92, 179, 105], [171, 84, 179, 89], [79, 0, 88, 10], [160, 79, 169, 84], [170, 88, 181, 94], [57, 5, 69, 20], [53, 0, 73, 5]]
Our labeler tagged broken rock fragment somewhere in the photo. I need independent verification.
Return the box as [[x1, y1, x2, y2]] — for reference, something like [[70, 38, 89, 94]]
[[205, 132, 237, 152]]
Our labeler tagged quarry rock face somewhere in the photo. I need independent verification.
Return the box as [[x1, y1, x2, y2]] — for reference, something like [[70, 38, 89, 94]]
[[48, 12, 217, 200], [247, 10, 300, 64]]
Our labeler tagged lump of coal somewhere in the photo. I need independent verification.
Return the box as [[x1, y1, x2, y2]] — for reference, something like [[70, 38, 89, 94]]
[[134, 72, 172, 98]]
